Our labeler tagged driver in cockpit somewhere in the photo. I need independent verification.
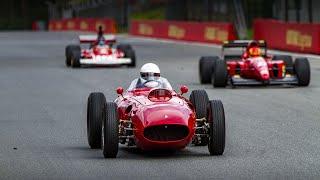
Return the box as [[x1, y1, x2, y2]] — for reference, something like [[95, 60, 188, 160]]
[[128, 63, 172, 90]]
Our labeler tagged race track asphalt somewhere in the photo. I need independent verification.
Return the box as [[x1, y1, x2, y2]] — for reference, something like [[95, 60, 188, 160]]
[[0, 32, 320, 180]]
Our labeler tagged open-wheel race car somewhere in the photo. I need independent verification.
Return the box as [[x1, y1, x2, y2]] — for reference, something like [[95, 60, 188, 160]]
[[199, 40, 310, 87], [65, 30, 135, 68], [86, 76, 225, 158]]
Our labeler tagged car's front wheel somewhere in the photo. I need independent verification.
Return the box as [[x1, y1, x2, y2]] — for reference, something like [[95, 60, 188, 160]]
[[207, 100, 225, 155], [212, 60, 228, 87], [294, 58, 310, 86], [199, 56, 218, 84], [189, 90, 209, 146], [102, 102, 119, 158], [87, 92, 106, 149]]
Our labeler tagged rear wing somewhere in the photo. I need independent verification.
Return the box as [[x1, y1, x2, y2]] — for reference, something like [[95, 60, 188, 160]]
[[222, 40, 267, 48], [79, 35, 116, 44], [221, 40, 268, 59]]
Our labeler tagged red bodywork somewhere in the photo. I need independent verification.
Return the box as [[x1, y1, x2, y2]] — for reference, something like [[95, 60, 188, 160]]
[[115, 88, 196, 150], [227, 56, 286, 82], [81, 45, 124, 59], [78, 35, 126, 61], [221, 40, 298, 85]]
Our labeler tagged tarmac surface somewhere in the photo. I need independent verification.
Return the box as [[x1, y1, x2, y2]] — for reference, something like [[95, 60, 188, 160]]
[[0, 32, 320, 179]]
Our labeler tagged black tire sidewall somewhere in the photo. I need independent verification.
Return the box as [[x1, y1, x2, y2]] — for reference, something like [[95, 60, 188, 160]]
[[70, 47, 81, 68], [102, 102, 119, 158], [212, 60, 228, 87], [207, 100, 225, 155], [294, 58, 310, 86], [189, 90, 209, 119], [199, 56, 218, 84], [87, 92, 106, 149]]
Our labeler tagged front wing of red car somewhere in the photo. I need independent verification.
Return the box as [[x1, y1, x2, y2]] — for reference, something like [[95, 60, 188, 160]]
[[230, 75, 299, 86]]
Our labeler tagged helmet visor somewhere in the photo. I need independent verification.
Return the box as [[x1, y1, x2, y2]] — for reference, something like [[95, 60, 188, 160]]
[[140, 72, 160, 81]]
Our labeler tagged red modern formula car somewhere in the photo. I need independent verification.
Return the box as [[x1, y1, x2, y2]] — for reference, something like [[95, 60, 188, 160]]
[[199, 40, 310, 87], [65, 31, 135, 68], [86, 81, 225, 158]]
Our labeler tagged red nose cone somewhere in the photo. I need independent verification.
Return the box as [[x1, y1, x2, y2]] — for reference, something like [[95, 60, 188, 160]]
[[261, 73, 269, 80]]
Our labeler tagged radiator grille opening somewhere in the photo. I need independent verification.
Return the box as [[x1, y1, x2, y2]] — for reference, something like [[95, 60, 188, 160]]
[[144, 125, 189, 141]]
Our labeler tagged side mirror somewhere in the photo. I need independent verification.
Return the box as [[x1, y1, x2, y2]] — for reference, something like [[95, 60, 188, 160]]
[[180, 85, 188, 95], [116, 87, 124, 95]]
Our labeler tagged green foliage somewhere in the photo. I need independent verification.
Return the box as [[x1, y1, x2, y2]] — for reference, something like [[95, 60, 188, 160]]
[[247, 28, 253, 39], [130, 6, 165, 20]]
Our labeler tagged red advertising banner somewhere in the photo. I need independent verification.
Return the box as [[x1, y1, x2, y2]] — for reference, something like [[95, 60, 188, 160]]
[[130, 20, 237, 44], [254, 19, 320, 54], [48, 18, 116, 33]]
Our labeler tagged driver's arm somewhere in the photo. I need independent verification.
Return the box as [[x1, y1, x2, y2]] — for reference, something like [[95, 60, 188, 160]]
[[161, 78, 173, 89], [127, 78, 138, 91]]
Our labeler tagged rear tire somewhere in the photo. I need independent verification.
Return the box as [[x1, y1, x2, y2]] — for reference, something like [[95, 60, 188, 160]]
[[87, 92, 106, 149], [199, 56, 218, 84], [66, 45, 80, 67], [70, 46, 81, 68], [207, 100, 225, 155], [117, 44, 136, 67], [212, 60, 228, 87], [272, 55, 294, 74], [294, 58, 310, 86], [102, 102, 119, 158]]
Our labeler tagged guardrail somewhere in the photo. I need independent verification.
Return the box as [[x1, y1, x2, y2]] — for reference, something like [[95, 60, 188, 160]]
[[254, 19, 320, 54], [48, 18, 116, 33], [129, 20, 237, 44]]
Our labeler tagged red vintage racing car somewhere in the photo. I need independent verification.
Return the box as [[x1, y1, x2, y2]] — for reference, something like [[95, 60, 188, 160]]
[[65, 32, 135, 68], [199, 40, 310, 87], [86, 80, 225, 158]]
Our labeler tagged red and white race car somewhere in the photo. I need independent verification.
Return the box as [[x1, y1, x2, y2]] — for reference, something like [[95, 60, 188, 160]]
[[86, 79, 226, 158], [199, 40, 310, 87], [65, 34, 136, 68]]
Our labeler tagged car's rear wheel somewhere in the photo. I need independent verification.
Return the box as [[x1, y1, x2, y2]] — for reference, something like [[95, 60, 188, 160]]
[[66, 45, 80, 67], [117, 44, 136, 67], [294, 58, 310, 86], [207, 100, 225, 155], [87, 92, 106, 149], [272, 55, 294, 74], [212, 60, 228, 87], [70, 46, 81, 68], [199, 56, 218, 84], [102, 102, 119, 158], [189, 90, 209, 146]]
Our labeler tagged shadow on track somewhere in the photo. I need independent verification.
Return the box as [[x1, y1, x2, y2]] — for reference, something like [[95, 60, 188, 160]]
[[63, 145, 213, 160]]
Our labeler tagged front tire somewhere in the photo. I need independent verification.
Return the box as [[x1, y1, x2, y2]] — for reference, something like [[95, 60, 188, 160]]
[[102, 102, 119, 158], [87, 92, 106, 149], [294, 58, 310, 86], [189, 90, 209, 146], [207, 100, 225, 155], [189, 90, 209, 119], [199, 56, 218, 84], [212, 60, 228, 87]]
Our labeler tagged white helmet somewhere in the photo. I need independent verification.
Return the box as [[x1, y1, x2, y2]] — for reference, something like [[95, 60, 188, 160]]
[[140, 63, 160, 81]]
